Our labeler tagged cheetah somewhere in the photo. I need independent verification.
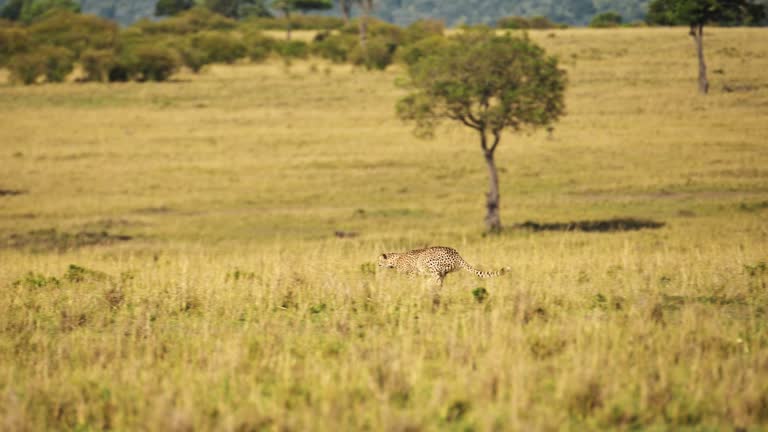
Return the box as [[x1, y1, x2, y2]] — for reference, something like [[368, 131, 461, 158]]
[[377, 246, 509, 287]]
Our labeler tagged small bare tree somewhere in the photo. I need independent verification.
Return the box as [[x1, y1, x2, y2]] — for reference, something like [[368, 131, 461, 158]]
[[397, 30, 566, 233], [647, 0, 765, 94]]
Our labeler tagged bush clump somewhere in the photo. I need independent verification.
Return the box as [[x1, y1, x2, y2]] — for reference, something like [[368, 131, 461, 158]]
[[349, 36, 396, 70], [311, 33, 356, 63], [7, 45, 73, 84], [496, 15, 566, 29], [243, 31, 276, 62], [39, 45, 74, 82], [589, 11, 623, 28], [189, 31, 246, 64], [274, 39, 309, 59], [397, 35, 449, 66], [28, 10, 118, 56], [402, 18, 444, 44], [127, 45, 180, 81], [175, 43, 208, 72], [496, 16, 530, 29], [0, 27, 30, 65], [80, 48, 116, 82], [7, 52, 44, 84]]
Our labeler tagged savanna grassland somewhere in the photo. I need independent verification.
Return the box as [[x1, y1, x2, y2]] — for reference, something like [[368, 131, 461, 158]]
[[1, 27, 768, 431]]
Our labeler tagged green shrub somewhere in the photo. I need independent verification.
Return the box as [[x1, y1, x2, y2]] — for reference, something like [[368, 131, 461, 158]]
[[19, 0, 80, 23], [497, 15, 565, 30], [12, 271, 60, 289], [38, 45, 74, 82], [28, 10, 118, 56], [8, 52, 44, 84], [589, 11, 623, 28], [248, 45, 271, 62], [311, 33, 356, 63], [7, 44, 73, 84], [403, 19, 444, 44], [397, 35, 450, 66], [496, 16, 531, 29], [349, 36, 396, 70], [528, 15, 566, 29], [80, 48, 116, 82], [471, 287, 488, 303], [176, 44, 208, 72], [0, 27, 30, 65], [274, 39, 308, 59], [129, 45, 180, 81], [243, 31, 276, 62], [190, 31, 246, 64]]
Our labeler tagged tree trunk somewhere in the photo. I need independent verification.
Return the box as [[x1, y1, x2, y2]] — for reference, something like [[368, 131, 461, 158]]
[[690, 24, 708, 94], [484, 150, 502, 233], [285, 9, 292, 41], [341, 0, 351, 22], [358, 1, 369, 51]]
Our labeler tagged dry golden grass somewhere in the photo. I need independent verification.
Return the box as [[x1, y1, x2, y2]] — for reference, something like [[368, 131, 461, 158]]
[[1, 27, 767, 431]]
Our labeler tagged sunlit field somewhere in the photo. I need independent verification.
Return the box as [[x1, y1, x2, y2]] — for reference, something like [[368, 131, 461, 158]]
[[1, 27, 767, 430]]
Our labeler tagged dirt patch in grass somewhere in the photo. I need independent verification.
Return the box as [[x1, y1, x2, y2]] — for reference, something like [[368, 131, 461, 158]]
[[0, 189, 26, 197], [738, 200, 768, 212], [1, 229, 132, 252], [79, 218, 143, 231], [513, 218, 665, 233], [135, 206, 173, 214]]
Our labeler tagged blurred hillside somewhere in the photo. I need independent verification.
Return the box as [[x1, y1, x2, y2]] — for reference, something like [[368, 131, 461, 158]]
[[0, 0, 656, 26]]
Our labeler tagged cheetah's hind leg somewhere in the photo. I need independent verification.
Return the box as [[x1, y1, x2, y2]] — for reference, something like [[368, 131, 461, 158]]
[[430, 273, 444, 288]]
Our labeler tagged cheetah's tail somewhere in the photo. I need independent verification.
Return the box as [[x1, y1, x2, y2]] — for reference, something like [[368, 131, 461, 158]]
[[460, 259, 511, 278]]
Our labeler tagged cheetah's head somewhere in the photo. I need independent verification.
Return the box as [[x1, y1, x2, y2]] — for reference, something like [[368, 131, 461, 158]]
[[378, 253, 396, 268]]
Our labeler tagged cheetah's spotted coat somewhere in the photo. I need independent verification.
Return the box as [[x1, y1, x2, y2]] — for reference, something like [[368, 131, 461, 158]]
[[378, 246, 509, 286]]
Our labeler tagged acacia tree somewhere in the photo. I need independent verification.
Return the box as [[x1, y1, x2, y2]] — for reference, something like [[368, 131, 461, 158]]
[[397, 31, 566, 233], [1, 0, 79, 22], [206, 0, 271, 19], [647, 0, 765, 94], [155, 0, 194, 16]]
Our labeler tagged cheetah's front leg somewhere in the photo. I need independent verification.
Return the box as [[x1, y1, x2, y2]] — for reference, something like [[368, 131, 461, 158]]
[[430, 273, 444, 288]]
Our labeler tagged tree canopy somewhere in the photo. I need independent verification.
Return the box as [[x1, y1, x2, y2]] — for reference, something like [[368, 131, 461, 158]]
[[204, 0, 273, 19], [397, 31, 566, 140], [1, 0, 79, 22], [646, 0, 766, 25], [271, 0, 332, 13], [154, 0, 194, 17]]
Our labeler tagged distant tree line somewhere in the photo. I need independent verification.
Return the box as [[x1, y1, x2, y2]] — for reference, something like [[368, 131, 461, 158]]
[[0, 0, 765, 88], [0, 5, 451, 84], [1, 0, 766, 26], [2, 0, 767, 26]]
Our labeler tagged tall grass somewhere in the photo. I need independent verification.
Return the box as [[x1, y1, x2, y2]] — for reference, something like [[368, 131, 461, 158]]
[[1, 27, 767, 430]]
